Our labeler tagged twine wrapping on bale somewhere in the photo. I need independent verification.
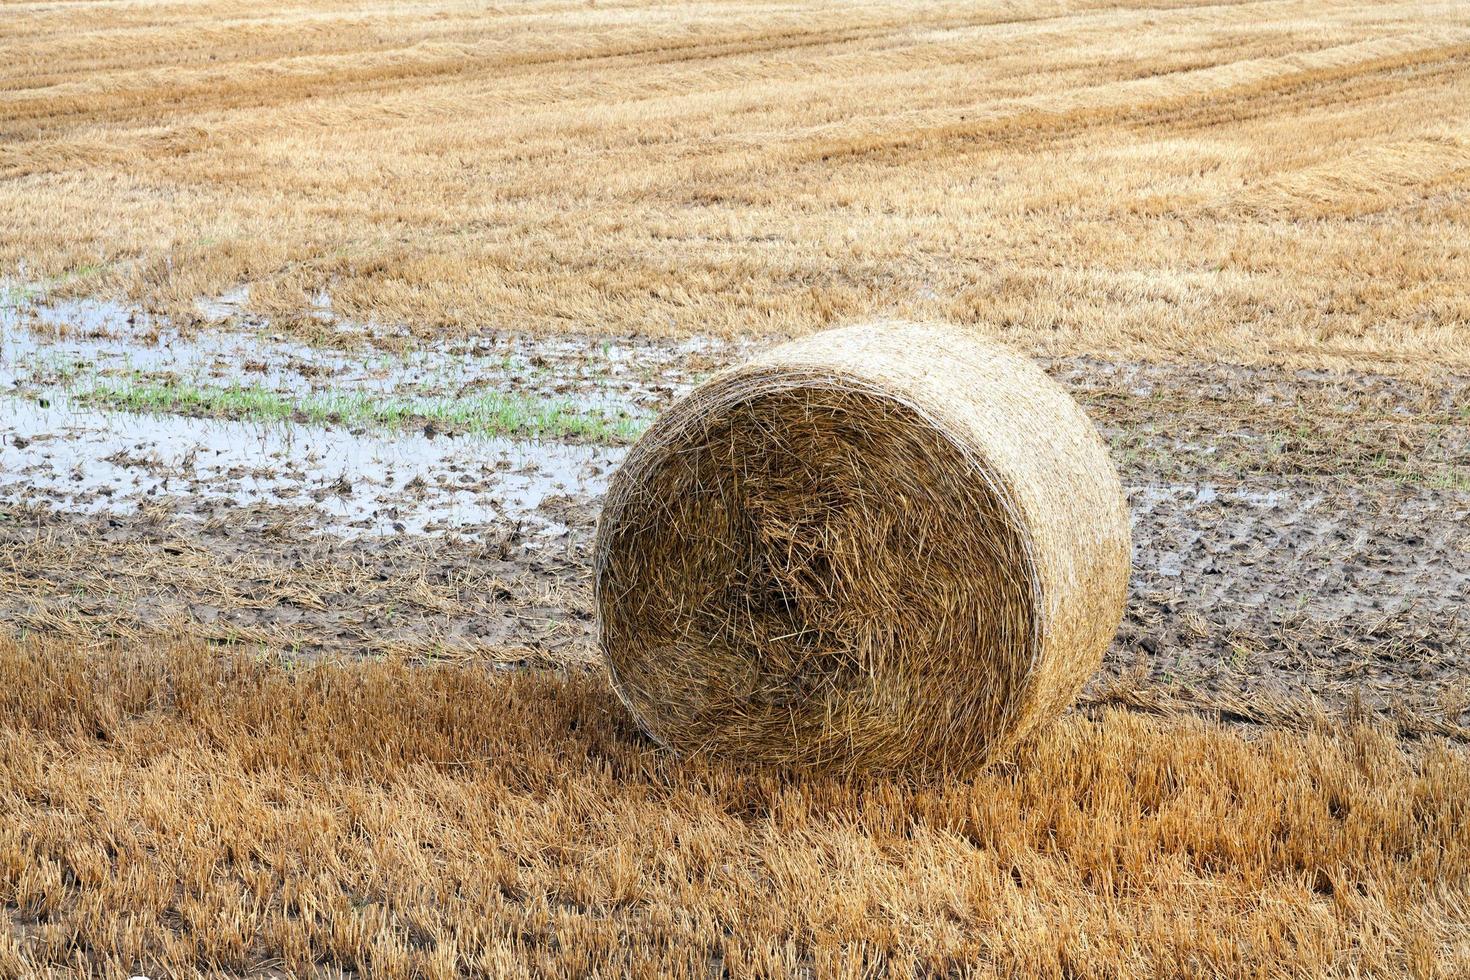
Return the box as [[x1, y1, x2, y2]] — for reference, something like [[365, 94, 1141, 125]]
[[594, 321, 1130, 775]]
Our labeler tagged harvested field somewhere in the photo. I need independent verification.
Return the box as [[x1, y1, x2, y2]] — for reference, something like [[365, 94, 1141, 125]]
[[3, 636, 1470, 978], [3, 0, 1470, 370], [3, 0, 1469, 973], [2, 294, 1467, 974], [4, 313, 1465, 726]]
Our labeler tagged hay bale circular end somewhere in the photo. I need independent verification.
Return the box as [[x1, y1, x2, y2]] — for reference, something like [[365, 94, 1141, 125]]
[[594, 322, 1130, 775]]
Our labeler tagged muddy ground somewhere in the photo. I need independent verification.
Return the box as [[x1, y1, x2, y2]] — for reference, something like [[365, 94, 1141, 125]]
[[3, 302, 1468, 737]]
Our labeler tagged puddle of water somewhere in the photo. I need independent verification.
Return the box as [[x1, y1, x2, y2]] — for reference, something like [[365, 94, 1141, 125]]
[[2, 291, 741, 420], [2, 394, 625, 539], [0, 290, 754, 542], [1129, 482, 1305, 513], [1233, 487, 1296, 509], [195, 285, 251, 321]]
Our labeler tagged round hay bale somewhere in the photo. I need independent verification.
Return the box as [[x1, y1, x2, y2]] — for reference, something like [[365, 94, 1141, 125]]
[[594, 321, 1130, 775]]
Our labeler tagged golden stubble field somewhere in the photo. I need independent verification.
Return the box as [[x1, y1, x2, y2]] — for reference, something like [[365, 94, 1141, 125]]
[[3, 0, 1469, 369], [2, 637, 1468, 978], [4, 0, 1470, 975]]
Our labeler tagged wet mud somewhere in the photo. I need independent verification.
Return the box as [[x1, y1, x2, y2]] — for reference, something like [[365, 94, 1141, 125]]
[[3, 308, 1467, 735]]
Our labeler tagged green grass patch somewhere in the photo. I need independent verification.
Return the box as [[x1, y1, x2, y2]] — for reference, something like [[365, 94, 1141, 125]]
[[75, 377, 649, 443]]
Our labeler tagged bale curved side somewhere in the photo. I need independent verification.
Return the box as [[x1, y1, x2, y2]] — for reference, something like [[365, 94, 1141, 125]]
[[594, 321, 1130, 774]]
